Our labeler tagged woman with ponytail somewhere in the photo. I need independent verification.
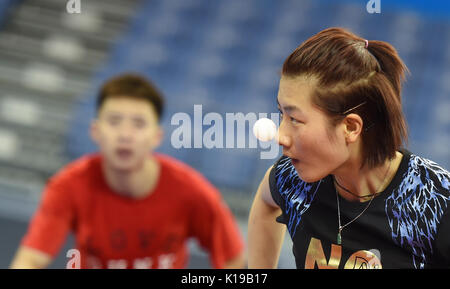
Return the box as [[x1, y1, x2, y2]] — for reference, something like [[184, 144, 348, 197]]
[[248, 27, 450, 269]]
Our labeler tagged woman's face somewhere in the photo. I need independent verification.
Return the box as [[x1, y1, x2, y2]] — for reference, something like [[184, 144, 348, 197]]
[[277, 76, 350, 182]]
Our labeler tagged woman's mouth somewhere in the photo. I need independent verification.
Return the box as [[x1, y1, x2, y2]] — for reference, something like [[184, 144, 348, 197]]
[[284, 153, 300, 166]]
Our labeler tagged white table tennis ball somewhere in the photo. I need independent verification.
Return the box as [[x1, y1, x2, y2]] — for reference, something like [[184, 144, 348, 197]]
[[253, 118, 277, 142]]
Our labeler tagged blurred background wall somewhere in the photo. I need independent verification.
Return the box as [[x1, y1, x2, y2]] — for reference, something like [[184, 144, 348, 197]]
[[0, 0, 448, 268]]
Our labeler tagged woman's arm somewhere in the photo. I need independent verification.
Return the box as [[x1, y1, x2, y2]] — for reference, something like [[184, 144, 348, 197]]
[[248, 166, 286, 268]]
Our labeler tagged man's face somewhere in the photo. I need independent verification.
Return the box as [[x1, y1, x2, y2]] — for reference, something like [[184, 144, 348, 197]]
[[91, 97, 163, 172], [277, 76, 349, 182]]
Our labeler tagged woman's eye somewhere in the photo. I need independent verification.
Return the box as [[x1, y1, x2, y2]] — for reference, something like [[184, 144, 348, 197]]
[[278, 108, 301, 124], [291, 118, 301, 124]]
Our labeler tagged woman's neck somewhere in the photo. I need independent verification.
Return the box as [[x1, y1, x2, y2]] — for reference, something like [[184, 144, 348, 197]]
[[333, 151, 403, 202], [102, 156, 160, 200]]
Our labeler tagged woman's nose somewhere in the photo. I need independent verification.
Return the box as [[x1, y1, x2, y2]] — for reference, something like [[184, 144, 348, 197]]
[[277, 122, 292, 148], [278, 134, 292, 148]]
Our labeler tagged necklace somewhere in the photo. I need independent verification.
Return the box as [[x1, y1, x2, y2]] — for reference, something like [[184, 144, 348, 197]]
[[334, 177, 381, 199], [334, 160, 392, 245]]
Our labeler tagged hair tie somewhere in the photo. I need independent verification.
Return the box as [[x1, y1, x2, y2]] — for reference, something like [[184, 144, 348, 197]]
[[364, 39, 369, 49]]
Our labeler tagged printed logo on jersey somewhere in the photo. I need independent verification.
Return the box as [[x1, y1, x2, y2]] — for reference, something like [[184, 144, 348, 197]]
[[305, 237, 382, 269]]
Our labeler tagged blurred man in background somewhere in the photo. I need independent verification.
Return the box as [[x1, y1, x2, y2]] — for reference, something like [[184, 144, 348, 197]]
[[10, 73, 245, 269]]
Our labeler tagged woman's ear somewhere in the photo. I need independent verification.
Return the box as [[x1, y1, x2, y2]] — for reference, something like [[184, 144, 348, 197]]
[[343, 114, 364, 143]]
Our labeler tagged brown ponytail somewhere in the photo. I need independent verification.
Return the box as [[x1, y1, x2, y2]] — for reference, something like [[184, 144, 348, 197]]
[[366, 40, 409, 99]]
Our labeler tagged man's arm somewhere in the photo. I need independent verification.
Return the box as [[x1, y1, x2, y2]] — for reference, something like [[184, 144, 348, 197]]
[[9, 173, 73, 269], [187, 170, 246, 269], [248, 166, 286, 269], [10, 246, 53, 269]]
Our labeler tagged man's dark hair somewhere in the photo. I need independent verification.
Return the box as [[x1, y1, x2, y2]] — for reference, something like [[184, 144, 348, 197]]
[[96, 73, 164, 120]]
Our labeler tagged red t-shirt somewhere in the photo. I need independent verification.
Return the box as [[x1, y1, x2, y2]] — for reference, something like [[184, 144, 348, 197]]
[[21, 153, 244, 269]]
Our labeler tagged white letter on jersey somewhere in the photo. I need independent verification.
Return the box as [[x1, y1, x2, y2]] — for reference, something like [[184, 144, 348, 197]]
[[107, 259, 127, 269], [133, 257, 153, 269], [158, 254, 176, 269]]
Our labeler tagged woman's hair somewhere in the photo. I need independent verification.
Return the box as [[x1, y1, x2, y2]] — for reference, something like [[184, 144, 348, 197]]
[[282, 27, 408, 168]]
